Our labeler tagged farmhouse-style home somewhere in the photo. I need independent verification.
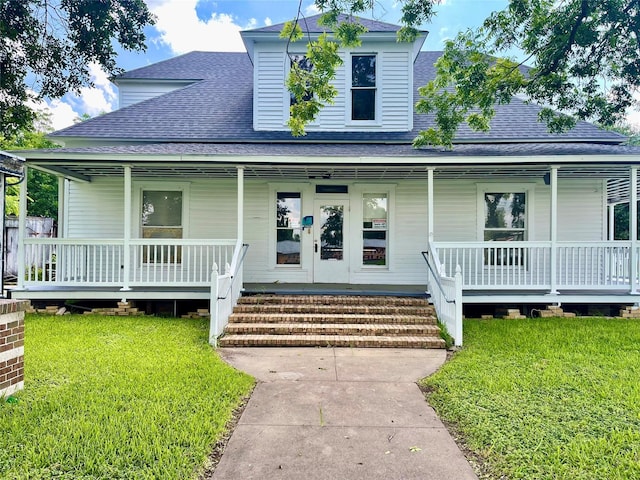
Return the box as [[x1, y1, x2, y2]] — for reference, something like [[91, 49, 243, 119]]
[[12, 15, 640, 346]]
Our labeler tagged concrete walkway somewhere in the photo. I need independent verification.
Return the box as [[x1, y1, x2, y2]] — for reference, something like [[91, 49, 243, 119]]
[[213, 348, 478, 480]]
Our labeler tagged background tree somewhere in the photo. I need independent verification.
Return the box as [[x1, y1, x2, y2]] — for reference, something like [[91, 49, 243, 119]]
[[1, 111, 60, 218], [0, 0, 155, 138], [286, 0, 640, 147]]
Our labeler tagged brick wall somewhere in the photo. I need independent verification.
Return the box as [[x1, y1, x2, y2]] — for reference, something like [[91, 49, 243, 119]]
[[0, 300, 28, 397]]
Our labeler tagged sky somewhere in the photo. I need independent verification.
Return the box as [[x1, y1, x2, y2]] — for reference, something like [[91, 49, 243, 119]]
[[38, 0, 639, 131]]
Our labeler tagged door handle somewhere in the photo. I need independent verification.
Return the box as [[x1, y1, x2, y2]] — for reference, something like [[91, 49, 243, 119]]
[[314, 241, 318, 253]]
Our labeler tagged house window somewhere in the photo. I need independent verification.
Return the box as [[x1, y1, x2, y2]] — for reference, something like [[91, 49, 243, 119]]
[[484, 192, 526, 266], [484, 193, 526, 241], [289, 54, 313, 106], [276, 192, 301, 265], [351, 55, 376, 121], [362, 194, 387, 266], [141, 190, 183, 263]]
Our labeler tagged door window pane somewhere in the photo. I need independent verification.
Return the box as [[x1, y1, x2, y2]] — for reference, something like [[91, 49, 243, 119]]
[[362, 194, 387, 265], [320, 205, 344, 260], [276, 192, 301, 265]]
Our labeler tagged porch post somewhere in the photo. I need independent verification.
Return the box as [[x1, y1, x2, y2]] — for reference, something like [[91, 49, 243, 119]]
[[17, 166, 27, 289], [121, 165, 132, 291], [57, 177, 65, 237], [549, 167, 558, 294], [237, 167, 244, 244], [427, 168, 434, 241], [630, 167, 638, 294], [608, 204, 615, 241]]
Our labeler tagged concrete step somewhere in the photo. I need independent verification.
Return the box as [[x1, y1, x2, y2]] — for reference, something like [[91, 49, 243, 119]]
[[228, 313, 437, 325], [238, 294, 430, 307], [224, 323, 442, 336], [233, 304, 435, 316], [217, 334, 446, 348]]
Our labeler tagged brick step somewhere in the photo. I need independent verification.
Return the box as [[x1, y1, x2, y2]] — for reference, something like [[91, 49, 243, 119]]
[[225, 323, 441, 336], [238, 295, 430, 307], [233, 304, 435, 316], [218, 334, 446, 349], [228, 313, 437, 325]]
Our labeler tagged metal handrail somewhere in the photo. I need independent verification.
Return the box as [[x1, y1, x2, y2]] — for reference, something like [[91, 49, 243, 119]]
[[421, 250, 456, 304], [218, 243, 249, 300]]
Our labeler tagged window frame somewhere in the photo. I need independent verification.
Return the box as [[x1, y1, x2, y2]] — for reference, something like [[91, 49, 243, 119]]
[[476, 183, 535, 242], [349, 53, 378, 124], [269, 184, 307, 269], [361, 193, 389, 267], [135, 182, 190, 265]]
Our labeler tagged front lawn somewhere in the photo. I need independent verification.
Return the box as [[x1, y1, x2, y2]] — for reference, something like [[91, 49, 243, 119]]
[[422, 317, 640, 480], [0, 314, 254, 479]]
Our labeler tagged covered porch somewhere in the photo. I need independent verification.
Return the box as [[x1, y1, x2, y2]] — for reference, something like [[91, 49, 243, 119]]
[[11, 147, 640, 347]]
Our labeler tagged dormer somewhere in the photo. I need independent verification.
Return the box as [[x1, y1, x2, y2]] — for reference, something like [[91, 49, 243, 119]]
[[240, 14, 426, 133]]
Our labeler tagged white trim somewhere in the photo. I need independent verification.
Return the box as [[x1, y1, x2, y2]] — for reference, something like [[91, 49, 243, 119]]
[[350, 183, 396, 274], [268, 183, 310, 271], [476, 182, 536, 241], [133, 181, 191, 238], [0, 345, 24, 364], [346, 52, 381, 127]]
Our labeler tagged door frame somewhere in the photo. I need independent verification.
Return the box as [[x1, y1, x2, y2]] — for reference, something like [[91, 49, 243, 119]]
[[313, 197, 350, 283]]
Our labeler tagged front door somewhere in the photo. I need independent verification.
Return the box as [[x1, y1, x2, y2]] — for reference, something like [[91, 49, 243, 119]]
[[314, 200, 349, 283]]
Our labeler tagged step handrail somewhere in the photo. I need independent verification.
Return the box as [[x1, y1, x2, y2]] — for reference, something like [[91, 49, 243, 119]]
[[421, 250, 455, 304]]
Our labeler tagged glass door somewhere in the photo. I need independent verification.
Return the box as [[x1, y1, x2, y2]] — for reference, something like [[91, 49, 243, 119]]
[[313, 200, 349, 283]]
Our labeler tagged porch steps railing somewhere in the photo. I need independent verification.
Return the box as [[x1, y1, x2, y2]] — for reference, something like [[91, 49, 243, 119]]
[[217, 294, 446, 348]]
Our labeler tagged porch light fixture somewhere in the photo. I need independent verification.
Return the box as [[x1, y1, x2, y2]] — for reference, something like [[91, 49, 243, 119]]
[[543, 172, 551, 185]]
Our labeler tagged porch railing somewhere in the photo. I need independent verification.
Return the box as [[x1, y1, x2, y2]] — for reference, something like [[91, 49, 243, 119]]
[[422, 241, 463, 347], [435, 241, 638, 291], [209, 241, 249, 346], [20, 238, 237, 288]]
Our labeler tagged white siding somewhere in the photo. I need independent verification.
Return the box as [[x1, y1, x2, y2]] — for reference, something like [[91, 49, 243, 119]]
[[252, 42, 414, 132], [254, 51, 286, 130], [63, 176, 607, 285], [557, 179, 604, 241], [379, 51, 412, 130], [67, 178, 125, 238], [118, 81, 194, 109], [432, 179, 605, 242]]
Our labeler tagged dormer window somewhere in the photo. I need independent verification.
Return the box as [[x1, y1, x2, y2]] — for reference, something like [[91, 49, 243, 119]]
[[289, 54, 313, 106], [351, 54, 376, 121]]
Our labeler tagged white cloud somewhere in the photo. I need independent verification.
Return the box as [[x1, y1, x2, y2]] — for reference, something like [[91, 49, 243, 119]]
[[264, 17, 273, 27], [150, 0, 250, 53], [304, 3, 320, 16], [25, 63, 117, 132]]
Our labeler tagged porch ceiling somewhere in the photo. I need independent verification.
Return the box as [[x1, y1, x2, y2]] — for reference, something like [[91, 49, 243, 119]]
[[31, 161, 639, 205]]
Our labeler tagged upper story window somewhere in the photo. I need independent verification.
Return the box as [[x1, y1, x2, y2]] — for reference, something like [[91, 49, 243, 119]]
[[351, 54, 376, 121], [289, 54, 313, 107]]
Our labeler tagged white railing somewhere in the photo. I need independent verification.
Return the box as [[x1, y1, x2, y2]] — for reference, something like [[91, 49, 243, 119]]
[[129, 239, 236, 286], [209, 241, 249, 346], [21, 238, 237, 288], [423, 242, 463, 347], [435, 241, 636, 291]]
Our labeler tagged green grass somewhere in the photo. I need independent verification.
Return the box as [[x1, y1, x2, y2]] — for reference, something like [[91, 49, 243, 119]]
[[0, 314, 254, 479], [422, 317, 640, 480]]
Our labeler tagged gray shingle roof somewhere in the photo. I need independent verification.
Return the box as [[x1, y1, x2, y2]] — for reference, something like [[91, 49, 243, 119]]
[[247, 13, 403, 33], [51, 51, 625, 145], [31, 142, 640, 158], [114, 51, 249, 81]]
